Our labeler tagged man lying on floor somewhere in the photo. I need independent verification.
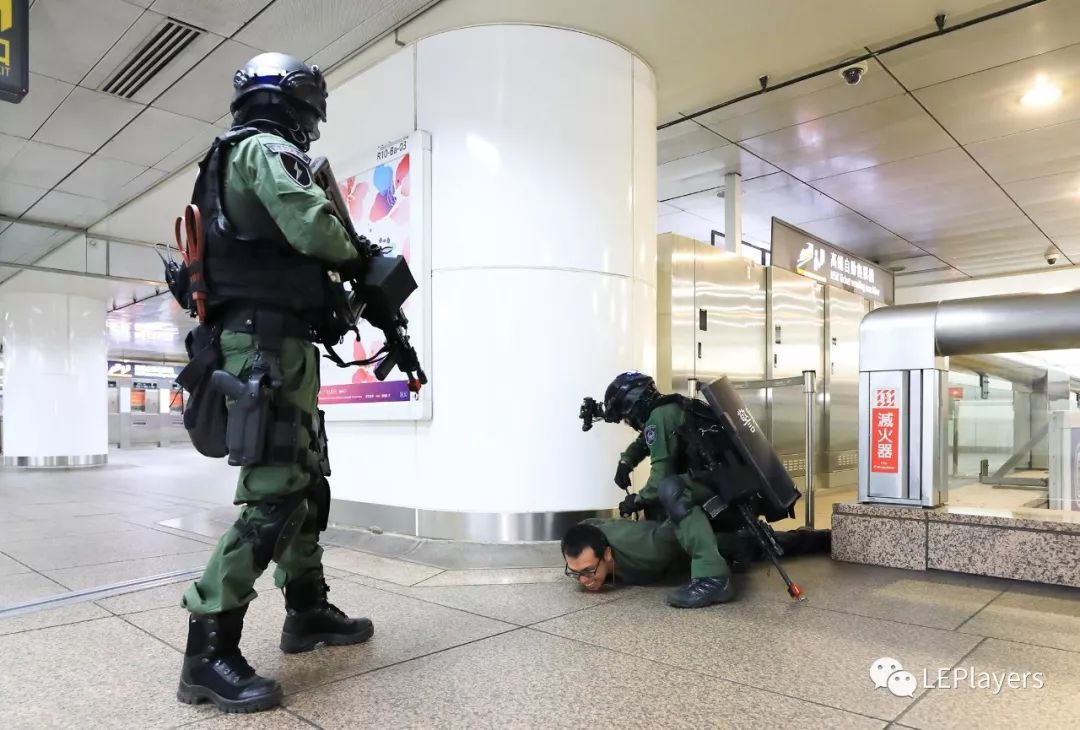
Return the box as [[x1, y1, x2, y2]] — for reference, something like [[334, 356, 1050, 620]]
[[561, 517, 829, 607]]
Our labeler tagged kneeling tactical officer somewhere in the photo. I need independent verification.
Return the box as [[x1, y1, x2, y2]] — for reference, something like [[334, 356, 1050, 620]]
[[168, 53, 424, 713], [591, 371, 737, 608]]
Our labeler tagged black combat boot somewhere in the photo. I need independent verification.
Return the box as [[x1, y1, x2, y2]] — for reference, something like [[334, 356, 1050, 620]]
[[280, 575, 374, 654], [666, 576, 737, 608], [177, 606, 282, 713]]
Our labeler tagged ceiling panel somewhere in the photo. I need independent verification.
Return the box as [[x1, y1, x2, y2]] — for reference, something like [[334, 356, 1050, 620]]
[[741, 171, 849, 226], [657, 202, 680, 217], [154, 135, 211, 173], [55, 157, 148, 200], [1003, 170, 1080, 238], [741, 94, 955, 181], [106, 292, 194, 361], [813, 147, 1020, 241], [966, 118, 1080, 184], [24, 191, 113, 228], [1, 139, 88, 188], [875, 254, 948, 275], [150, 0, 273, 37], [656, 208, 718, 243], [914, 223, 1050, 264], [152, 39, 264, 123], [0, 181, 48, 217], [28, 0, 144, 84], [878, 0, 1080, 90], [97, 108, 217, 168], [81, 13, 227, 106], [31, 87, 143, 154], [1053, 235, 1080, 255], [913, 41, 1080, 145], [235, 0, 389, 61], [796, 214, 919, 261], [306, 0, 435, 70], [0, 223, 74, 265], [658, 120, 729, 164], [0, 73, 73, 138], [693, 58, 904, 142], [658, 145, 777, 200], [110, 168, 170, 208]]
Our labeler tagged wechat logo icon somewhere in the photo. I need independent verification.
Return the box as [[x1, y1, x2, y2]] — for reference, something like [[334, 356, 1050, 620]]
[[870, 657, 917, 698]]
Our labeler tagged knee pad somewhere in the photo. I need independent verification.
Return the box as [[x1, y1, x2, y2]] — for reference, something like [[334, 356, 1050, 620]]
[[658, 476, 691, 524], [239, 494, 310, 570]]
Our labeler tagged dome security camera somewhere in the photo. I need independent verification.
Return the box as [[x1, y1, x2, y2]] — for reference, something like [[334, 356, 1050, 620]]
[[1046, 247, 1060, 266], [840, 61, 869, 86]]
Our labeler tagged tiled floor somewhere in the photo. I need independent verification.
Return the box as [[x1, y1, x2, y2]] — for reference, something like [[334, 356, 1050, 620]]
[[2, 449, 1079, 727]]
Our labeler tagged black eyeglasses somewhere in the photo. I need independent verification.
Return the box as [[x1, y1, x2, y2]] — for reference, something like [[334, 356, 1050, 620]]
[[564, 557, 603, 580]]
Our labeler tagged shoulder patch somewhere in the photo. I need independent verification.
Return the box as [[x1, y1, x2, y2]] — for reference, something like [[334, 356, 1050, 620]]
[[644, 425, 657, 447], [262, 140, 312, 188]]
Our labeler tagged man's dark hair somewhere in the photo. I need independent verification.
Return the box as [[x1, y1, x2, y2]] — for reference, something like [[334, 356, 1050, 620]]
[[561, 523, 609, 559]]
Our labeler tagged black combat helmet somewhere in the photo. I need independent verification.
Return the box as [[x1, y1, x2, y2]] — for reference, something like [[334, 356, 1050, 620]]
[[230, 52, 328, 151], [603, 371, 659, 430]]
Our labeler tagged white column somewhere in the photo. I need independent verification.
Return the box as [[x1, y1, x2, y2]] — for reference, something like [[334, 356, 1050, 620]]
[[1, 292, 108, 467], [320, 25, 658, 537], [724, 172, 743, 256]]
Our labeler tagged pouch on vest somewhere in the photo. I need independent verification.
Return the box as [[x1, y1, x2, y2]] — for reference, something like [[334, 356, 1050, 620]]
[[176, 325, 228, 458]]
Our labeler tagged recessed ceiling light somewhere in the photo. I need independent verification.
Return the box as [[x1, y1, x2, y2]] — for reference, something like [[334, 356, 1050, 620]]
[[1020, 77, 1062, 108]]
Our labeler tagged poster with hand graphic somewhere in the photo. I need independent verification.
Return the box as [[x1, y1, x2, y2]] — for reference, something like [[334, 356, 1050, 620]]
[[319, 131, 431, 422]]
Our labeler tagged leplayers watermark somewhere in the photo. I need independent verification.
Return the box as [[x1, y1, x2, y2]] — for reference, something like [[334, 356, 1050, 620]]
[[870, 657, 1046, 697]]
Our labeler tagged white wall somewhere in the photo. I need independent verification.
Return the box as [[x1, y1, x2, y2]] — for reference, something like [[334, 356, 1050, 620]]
[[896, 266, 1080, 304], [316, 26, 657, 514]]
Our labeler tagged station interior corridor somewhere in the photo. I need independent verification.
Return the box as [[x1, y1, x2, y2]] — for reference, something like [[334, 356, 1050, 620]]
[[1, 448, 1077, 728]]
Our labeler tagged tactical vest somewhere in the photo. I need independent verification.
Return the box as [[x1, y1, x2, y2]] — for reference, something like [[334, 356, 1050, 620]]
[[646, 394, 712, 475], [192, 127, 332, 326]]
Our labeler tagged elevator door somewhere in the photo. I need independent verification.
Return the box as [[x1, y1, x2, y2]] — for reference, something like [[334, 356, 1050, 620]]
[[769, 267, 824, 477], [826, 287, 870, 488]]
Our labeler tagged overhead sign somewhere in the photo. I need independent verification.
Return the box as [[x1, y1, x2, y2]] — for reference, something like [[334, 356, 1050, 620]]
[[0, 0, 29, 104], [108, 361, 182, 380], [871, 388, 900, 474], [771, 219, 894, 304]]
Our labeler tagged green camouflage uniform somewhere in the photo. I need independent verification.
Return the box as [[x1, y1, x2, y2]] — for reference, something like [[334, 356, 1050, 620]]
[[182, 133, 357, 615], [618, 402, 731, 579]]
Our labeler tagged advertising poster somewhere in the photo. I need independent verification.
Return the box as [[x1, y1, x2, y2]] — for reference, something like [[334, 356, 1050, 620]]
[[318, 131, 431, 422]]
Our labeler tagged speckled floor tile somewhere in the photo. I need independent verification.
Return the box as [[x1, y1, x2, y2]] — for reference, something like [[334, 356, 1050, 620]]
[[413, 567, 565, 587], [3, 527, 211, 571], [394, 579, 637, 625], [404, 539, 564, 570], [0, 571, 70, 606], [534, 588, 981, 721], [287, 628, 885, 729], [0, 551, 30, 577], [123, 577, 513, 696], [958, 582, 1080, 653], [0, 514, 144, 547], [741, 555, 1007, 630], [0, 601, 111, 637], [44, 550, 212, 591], [321, 547, 443, 586], [0, 616, 213, 728], [899, 639, 1080, 729], [181, 708, 317, 729], [322, 527, 421, 558]]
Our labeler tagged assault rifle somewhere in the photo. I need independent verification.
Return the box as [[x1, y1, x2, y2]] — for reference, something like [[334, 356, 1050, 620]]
[[309, 156, 427, 393]]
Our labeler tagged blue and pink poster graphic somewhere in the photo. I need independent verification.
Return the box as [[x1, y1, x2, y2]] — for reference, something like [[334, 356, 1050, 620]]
[[318, 132, 431, 421]]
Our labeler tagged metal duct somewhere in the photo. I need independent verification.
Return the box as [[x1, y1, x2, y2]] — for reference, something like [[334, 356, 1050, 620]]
[[934, 290, 1080, 356], [949, 353, 1047, 387]]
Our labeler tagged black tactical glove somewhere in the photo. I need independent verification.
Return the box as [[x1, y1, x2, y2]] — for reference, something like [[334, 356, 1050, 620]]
[[614, 461, 633, 490], [618, 493, 642, 519]]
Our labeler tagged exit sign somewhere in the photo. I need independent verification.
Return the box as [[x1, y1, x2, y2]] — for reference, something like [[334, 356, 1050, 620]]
[[0, 0, 29, 104]]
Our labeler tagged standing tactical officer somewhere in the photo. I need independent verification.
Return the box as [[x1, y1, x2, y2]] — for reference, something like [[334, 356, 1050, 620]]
[[601, 371, 736, 607], [175, 53, 372, 713]]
